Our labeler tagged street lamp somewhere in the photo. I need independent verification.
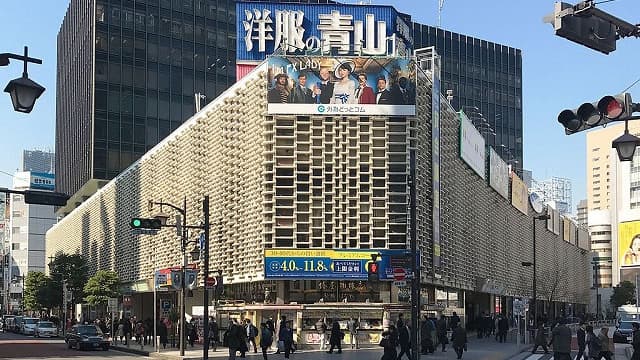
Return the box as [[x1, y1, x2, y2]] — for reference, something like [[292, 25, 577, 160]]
[[522, 213, 551, 330], [0, 46, 45, 113], [612, 120, 640, 161]]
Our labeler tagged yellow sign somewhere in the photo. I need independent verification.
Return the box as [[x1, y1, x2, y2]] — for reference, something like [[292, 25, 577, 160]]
[[264, 249, 376, 259], [511, 174, 528, 215], [619, 221, 640, 267]]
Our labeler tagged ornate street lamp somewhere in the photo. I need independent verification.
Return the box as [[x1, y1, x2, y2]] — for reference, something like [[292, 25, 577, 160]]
[[0, 46, 45, 113], [612, 121, 640, 161]]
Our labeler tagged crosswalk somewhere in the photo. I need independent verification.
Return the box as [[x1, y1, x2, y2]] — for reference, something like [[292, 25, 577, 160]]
[[523, 352, 582, 360]]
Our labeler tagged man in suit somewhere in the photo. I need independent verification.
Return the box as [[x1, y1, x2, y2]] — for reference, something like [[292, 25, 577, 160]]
[[391, 77, 415, 105], [354, 73, 375, 104], [288, 73, 314, 104], [313, 68, 334, 104], [376, 77, 392, 104]]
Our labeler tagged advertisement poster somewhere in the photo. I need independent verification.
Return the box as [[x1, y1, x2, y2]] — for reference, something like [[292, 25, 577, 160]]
[[267, 56, 416, 116], [511, 173, 528, 215], [488, 148, 509, 199], [619, 221, 640, 267], [459, 111, 486, 179], [264, 248, 413, 280]]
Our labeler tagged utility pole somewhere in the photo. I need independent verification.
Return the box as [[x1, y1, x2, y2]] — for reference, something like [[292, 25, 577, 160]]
[[203, 196, 210, 360], [409, 148, 419, 360]]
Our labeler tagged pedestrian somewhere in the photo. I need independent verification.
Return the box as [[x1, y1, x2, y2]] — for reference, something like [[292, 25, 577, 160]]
[[451, 312, 461, 329], [327, 320, 343, 354], [188, 319, 199, 347], [576, 322, 587, 360], [246, 319, 258, 353], [279, 320, 294, 359], [348, 317, 359, 349], [316, 318, 328, 350], [380, 325, 398, 360], [227, 319, 245, 360], [420, 315, 434, 354], [158, 318, 168, 349], [260, 322, 273, 360], [436, 314, 448, 352], [396, 314, 405, 328], [531, 322, 549, 354], [497, 314, 509, 343], [451, 323, 467, 360], [117, 319, 125, 345], [586, 325, 601, 359], [144, 317, 153, 345], [548, 318, 571, 360], [123, 317, 132, 346], [135, 320, 145, 348], [396, 320, 411, 360], [596, 327, 613, 360], [209, 317, 219, 351], [631, 322, 640, 360], [275, 316, 286, 354]]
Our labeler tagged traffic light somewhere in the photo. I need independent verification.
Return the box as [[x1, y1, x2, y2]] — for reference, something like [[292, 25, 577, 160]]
[[558, 93, 638, 134], [129, 217, 162, 229], [545, 2, 616, 54], [23, 190, 70, 206], [367, 261, 379, 282]]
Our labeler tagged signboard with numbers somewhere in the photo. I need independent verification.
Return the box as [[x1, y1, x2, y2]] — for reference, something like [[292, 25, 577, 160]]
[[264, 248, 411, 280]]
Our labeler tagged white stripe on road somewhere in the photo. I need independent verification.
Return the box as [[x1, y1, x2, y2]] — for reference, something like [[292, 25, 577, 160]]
[[528, 355, 545, 360]]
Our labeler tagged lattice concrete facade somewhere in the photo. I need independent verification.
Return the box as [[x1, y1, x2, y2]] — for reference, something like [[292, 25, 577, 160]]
[[47, 62, 590, 304]]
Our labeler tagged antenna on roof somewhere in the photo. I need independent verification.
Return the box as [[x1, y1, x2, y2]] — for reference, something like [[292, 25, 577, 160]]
[[438, 0, 445, 28]]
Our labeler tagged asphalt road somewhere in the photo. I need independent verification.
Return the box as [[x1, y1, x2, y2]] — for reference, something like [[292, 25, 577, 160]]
[[0, 330, 144, 359]]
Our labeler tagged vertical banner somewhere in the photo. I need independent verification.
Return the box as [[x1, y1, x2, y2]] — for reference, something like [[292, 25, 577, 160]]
[[431, 53, 441, 268]]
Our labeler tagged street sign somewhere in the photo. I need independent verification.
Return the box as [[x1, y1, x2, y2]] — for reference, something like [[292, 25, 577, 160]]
[[393, 268, 406, 281], [205, 276, 217, 289], [107, 298, 117, 308], [161, 299, 172, 310], [393, 280, 407, 287]]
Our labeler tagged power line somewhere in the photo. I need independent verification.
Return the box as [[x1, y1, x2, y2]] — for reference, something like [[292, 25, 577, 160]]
[[621, 76, 640, 93]]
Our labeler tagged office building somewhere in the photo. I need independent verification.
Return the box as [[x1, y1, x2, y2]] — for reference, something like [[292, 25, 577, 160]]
[[576, 199, 587, 227], [530, 177, 573, 215], [55, 0, 238, 214], [22, 150, 55, 173]]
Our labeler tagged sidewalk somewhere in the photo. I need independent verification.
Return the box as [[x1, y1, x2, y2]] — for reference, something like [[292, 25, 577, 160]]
[[111, 334, 530, 360]]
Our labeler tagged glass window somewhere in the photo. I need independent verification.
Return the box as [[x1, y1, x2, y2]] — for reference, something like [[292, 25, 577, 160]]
[[122, 8, 134, 29], [121, 123, 133, 143], [135, 38, 145, 59], [158, 92, 170, 120], [147, 39, 158, 62], [96, 60, 108, 82], [135, 9, 145, 31], [96, 31, 108, 52], [121, 89, 133, 115], [110, 5, 121, 26], [108, 150, 120, 172], [184, 23, 193, 42], [182, 45, 193, 69], [96, 2, 106, 23], [110, 34, 121, 56], [134, 66, 145, 88], [134, 124, 145, 144], [122, 36, 134, 58], [159, 37, 170, 64], [171, 42, 182, 67], [160, 0, 170, 9], [95, 118, 107, 140], [171, 94, 182, 121], [146, 120, 158, 145], [134, 94, 145, 117], [94, 149, 107, 169], [182, 71, 193, 96], [95, 89, 107, 111], [122, 64, 133, 86], [159, 12, 171, 36], [109, 62, 120, 84], [108, 121, 119, 141], [147, 94, 158, 117], [147, 6, 158, 33]]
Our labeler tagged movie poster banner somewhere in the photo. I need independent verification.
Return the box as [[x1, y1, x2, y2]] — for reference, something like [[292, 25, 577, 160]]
[[267, 56, 416, 116], [619, 221, 640, 268]]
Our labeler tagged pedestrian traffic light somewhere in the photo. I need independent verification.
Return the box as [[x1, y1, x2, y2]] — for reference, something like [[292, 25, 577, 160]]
[[558, 93, 638, 134], [367, 261, 379, 282], [129, 217, 162, 229]]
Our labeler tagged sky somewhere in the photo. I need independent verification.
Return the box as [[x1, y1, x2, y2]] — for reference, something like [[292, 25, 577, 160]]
[[1, 0, 639, 211]]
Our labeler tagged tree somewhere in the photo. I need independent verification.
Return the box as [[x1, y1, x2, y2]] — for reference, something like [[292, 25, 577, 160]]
[[48, 252, 88, 308], [23, 272, 55, 314], [83, 270, 121, 306], [610, 280, 636, 308]]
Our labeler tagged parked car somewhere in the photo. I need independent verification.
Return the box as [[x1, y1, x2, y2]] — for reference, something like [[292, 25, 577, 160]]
[[21, 317, 40, 335], [614, 321, 635, 343], [65, 324, 109, 351], [35, 321, 58, 337]]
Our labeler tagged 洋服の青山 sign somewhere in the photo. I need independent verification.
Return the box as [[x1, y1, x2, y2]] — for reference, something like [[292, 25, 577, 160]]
[[267, 56, 416, 116], [237, 2, 413, 61]]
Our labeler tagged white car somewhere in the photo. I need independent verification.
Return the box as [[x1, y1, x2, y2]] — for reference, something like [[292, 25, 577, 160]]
[[21, 318, 39, 335], [35, 321, 57, 337]]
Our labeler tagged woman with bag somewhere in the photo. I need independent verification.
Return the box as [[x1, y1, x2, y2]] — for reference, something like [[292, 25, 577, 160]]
[[327, 320, 343, 354], [380, 325, 398, 360]]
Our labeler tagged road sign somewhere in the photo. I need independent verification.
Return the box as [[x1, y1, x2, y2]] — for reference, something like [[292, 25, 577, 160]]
[[393, 268, 406, 281], [393, 280, 407, 287], [108, 298, 117, 307], [161, 299, 172, 310], [205, 276, 217, 289]]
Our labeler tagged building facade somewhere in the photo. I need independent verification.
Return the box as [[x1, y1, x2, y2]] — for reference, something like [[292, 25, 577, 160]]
[[530, 177, 573, 215], [576, 199, 588, 227], [56, 0, 238, 215], [22, 150, 55, 173], [47, 59, 589, 336]]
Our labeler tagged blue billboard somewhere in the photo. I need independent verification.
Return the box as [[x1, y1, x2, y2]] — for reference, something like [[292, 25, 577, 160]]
[[237, 2, 413, 62], [264, 248, 415, 280], [30, 172, 55, 191]]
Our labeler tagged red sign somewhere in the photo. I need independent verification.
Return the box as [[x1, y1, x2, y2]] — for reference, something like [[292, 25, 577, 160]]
[[205, 276, 217, 289], [122, 295, 133, 307], [393, 268, 406, 281]]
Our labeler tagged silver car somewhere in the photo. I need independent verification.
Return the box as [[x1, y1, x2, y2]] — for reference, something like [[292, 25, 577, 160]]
[[35, 321, 58, 337]]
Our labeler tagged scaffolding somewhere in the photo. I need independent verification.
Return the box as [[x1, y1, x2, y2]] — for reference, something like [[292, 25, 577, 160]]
[[531, 177, 573, 215]]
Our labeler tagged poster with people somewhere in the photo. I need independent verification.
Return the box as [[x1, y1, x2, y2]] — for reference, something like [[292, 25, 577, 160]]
[[619, 221, 640, 267], [266, 56, 416, 116]]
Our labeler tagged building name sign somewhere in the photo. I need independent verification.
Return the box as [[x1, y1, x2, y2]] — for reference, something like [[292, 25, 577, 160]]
[[237, 2, 412, 61]]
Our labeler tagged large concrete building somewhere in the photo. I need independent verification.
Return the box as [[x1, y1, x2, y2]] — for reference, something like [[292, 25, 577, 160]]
[[22, 150, 55, 173], [47, 56, 589, 339]]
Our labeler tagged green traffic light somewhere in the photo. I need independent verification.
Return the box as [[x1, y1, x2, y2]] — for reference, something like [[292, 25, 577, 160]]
[[132, 219, 142, 228]]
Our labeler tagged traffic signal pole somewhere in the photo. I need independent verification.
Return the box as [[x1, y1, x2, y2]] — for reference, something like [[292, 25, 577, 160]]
[[203, 196, 210, 360]]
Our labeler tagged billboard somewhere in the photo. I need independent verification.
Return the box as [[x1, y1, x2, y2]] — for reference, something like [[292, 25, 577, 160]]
[[237, 2, 413, 62], [13, 171, 55, 191], [267, 56, 415, 116], [264, 248, 413, 280], [619, 221, 640, 267], [488, 148, 509, 199], [459, 111, 486, 179], [511, 173, 528, 215]]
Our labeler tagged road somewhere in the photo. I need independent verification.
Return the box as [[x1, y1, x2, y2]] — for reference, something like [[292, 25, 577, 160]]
[[0, 330, 143, 360]]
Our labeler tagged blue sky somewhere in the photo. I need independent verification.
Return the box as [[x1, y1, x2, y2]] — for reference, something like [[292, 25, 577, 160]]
[[1, 0, 639, 211]]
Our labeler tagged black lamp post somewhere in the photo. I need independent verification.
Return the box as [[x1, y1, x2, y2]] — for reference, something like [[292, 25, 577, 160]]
[[612, 120, 640, 161], [522, 213, 550, 333], [0, 46, 45, 113]]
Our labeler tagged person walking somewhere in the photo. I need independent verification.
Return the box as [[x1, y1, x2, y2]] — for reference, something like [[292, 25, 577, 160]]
[[316, 319, 328, 350], [586, 325, 601, 360], [188, 319, 198, 347], [279, 320, 294, 359], [451, 323, 467, 360], [497, 315, 509, 343], [123, 317, 132, 346], [227, 319, 246, 360], [631, 322, 640, 360], [158, 318, 168, 349], [576, 322, 587, 360], [596, 327, 613, 360], [531, 322, 549, 354], [259, 322, 273, 360], [397, 320, 411, 360], [548, 319, 571, 360], [209, 317, 219, 351], [436, 315, 448, 352], [327, 320, 343, 354], [420, 315, 434, 354], [381, 325, 398, 360], [117, 319, 125, 345], [275, 316, 286, 354], [348, 318, 359, 349], [246, 319, 258, 353]]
